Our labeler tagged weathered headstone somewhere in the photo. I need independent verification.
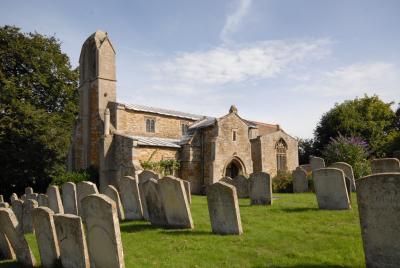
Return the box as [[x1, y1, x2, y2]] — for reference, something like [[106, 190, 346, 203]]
[[62, 182, 78, 215], [21, 194, 26, 202], [26, 193, 38, 201], [292, 167, 308, 193], [182, 179, 192, 204], [0, 232, 15, 260], [220, 176, 234, 185], [158, 176, 194, 229], [119, 176, 143, 220], [142, 178, 167, 226], [357, 173, 400, 267], [25, 187, 33, 195], [23, 199, 38, 233], [37, 194, 49, 207], [81, 194, 125, 268], [207, 181, 243, 235], [394, 150, 400, 160], [0, 202, 9, 208], [47, 185, 64, 214], [11, 200, 23, 234], [10, 193, 18, 203], [104, 185, 125, 220], [138, 170, 160, 220], [331, 162, 356, 192], [0, 195, 3, 202], [0, 208, 36, 266], [249, 172, 272, 205], [54, 214, 89, 268], [32, 207, 60, 268], [313, 168, 351, 210], [310, 156, 325, 171], [77, 181, 99, 216], [232, 175, 249, 198], [371, 158, 400, 173]]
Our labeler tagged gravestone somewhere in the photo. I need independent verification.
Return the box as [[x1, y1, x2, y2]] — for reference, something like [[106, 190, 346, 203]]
[[37, 194, 49, 207], [138, 170, 160, 220], [25, 187, 33, 195], [0, 195, 3, 202], [310, 156, 325, 171], [81, 194, 125, 268], [0, 232, 15, 260], [23, 199, 38, 233], [220, 176, 234, 185], [207, 181, 243, 235], [47, 185, 64, 214], [158, 176, 194, 229], [182, 180, 192, 204], [10, 193, 18, 203], [32, 207, 60, 268], [356, 173, 400, 267], [119, 176, 143, 220], [249, 172, 272, 205], [371, 158, 400, 173], [11, 200, 23, 234], [331, 162, 356, 192], [142, 178, 167, 226], [62, 182, 78, 215], [292, 167, 308, 193], [104, 185, 125, 220], [77, 181, 99, 216], [232, 175, 249, 198], [313, 168, 351, 210], [0, 208, 36, 266], [0, 202, 9, 208], [54, 214, 89, 268], [21, 194, 26, 202], [26, 193, 38, 201]]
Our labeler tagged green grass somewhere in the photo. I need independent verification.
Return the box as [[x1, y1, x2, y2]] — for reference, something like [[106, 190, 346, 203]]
[[1, 193, 365, 267]]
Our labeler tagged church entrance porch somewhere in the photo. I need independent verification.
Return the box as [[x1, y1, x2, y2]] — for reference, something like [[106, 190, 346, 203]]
[[224, 157, 246, 178]]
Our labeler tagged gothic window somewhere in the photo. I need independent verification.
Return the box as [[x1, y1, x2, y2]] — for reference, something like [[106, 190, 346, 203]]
[[146, 119, 155, 133], [276, 138, 287, 172], [181, 124, 189, 135]]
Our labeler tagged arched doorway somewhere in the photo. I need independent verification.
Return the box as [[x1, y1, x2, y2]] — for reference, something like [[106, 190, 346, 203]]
[[224, 157, 245, 178]]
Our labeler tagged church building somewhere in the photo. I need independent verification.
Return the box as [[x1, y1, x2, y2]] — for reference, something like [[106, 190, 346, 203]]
[[68, 31, 299, 193]]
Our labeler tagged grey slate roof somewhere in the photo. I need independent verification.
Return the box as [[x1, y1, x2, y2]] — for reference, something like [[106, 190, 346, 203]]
[[188, 117, 216, 130], [122, 134, 181, 148], [122, 103, 204, 120]]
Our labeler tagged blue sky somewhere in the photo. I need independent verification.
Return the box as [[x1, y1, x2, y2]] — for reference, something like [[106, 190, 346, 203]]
[[1, 0, 399, 138]]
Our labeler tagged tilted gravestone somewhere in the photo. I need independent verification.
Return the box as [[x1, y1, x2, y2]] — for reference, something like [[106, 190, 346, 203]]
[[292, 167, 308, 193], [138, 170, 160, 220], [357, 173, 400, 267], [47, 185, 64, 214], [158, 176, 194, 229], [119, 176, 143, 220], [54, 214, 89, 268], [104, 185, 125, 221], [182, 180, 192, 204], [23, 199, 38, 233], [0, 208, 36, 266], [331, 162, 356, 192], [313, 168, 351, 210], [32, 207, 60, 268], [77, 181, 99, 216], [0, 231, 15, 260], [371, 158, 400, 173], [249, 172, 272, 205], [81, 194, 125, 268], [207, 181, 243, 235], [142, 178, 167, 226], [232, 175, 249, 198], [37, 194, 49, 207], [11, 200, 23, 234], [62, 182, 78, 215], [310, 156, 325, 172], [10, 193, 18, 203]]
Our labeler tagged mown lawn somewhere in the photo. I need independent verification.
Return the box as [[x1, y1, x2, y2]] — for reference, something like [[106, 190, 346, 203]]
[[1, 193, 365, 267]]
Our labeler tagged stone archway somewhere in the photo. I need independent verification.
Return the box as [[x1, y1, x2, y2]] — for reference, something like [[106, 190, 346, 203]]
[[224, 157, 246, 178]]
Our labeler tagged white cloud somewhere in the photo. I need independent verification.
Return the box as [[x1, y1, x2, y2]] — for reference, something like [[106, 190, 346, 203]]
[[293, 62, 400, 98], [220, 0, 252, 42], [155, 38, 331, 86]]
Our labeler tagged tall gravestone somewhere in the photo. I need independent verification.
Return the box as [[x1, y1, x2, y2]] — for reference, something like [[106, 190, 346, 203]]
[[138, 170, 160, 220], [32, 207, 60, 268], [182, 180, 192, 204], [10, 193, 18, 203], [310, 156, 325, 171], [0, 231, 15, 260], [119, 176, 143, 220], [313, 168, 351, 210], [292, 167, 308, 193], [77, 181, 99, 216], [371, 158, 400, 173], [62, 182, 78, 215], [207, 181, 243, 235], [23, 199, 38, 233], [0, 208, 36, 267], [331, 162, 356, 192], [249, 172, 272, 205], [47, 185, 64, 214], [11, 200, 23, 234], [37, 194, 49, 207], [142, 178, 167, 226], [54, 214, 89, 268], [81, 194, 125, 268], [158, 176, 194, 229], [232, 175, 249, 198], [357, 173, 400, 267], [104, 185, 125, 220]]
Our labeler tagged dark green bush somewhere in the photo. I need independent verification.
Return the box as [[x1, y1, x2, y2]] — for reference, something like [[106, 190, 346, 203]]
[[272, 171, 293, 193], [51, 165, 99, 186]]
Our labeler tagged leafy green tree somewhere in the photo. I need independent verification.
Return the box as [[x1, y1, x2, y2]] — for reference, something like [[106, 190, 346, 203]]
[[0, 26, 78, 198], [314, 95, 397, 157], [298, 138, 316, 165]]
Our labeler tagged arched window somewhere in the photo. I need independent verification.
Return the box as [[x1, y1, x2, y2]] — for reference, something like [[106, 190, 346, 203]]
[[276, 139, 287, 172], [146, 119, 155, 133]]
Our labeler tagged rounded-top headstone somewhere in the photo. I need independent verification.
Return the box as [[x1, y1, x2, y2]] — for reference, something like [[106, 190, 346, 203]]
[[371, 158, 400, 173]]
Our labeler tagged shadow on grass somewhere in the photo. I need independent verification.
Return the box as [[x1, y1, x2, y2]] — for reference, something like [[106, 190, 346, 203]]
[[255, 265, 352, 268], [120, 223, 160, 233], [279, 207, 320, 213]]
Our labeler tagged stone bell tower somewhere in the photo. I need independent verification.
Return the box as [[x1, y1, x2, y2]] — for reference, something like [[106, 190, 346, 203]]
[[69, 31, 116, 170]]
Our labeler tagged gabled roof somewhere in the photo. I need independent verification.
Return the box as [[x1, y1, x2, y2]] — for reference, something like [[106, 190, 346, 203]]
[[116, 133, 181, 148], [121, 103, 204, 120]]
